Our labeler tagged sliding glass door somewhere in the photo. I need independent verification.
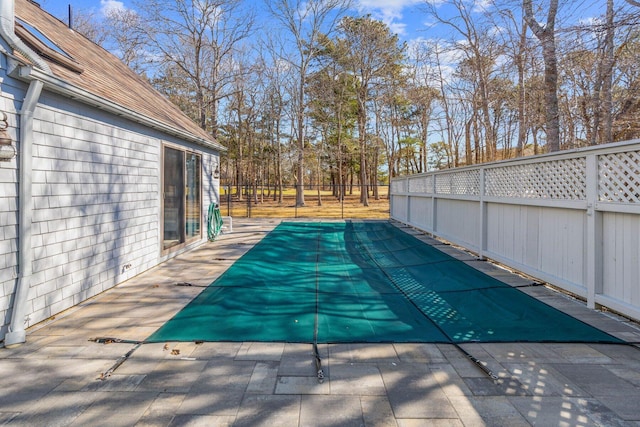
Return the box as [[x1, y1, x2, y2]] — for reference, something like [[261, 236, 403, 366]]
[[185, 152, 201, 239], [163, 146, 201, 251]]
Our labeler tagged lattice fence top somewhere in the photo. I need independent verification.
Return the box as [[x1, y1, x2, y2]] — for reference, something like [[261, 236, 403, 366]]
[[409, 175, 433, 193], [599, 151, 640, 203], [436, 170, 480, 195], [392, 144, 640, 205], [485, 158, 587, 200], [391, 180, 406, 193]]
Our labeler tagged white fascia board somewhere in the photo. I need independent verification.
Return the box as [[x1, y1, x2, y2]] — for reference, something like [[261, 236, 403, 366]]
[[18, 65, 227, 153]]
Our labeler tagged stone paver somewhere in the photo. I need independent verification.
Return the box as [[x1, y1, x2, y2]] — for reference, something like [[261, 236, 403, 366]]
[[234, 395, 300, 427], [299, 395, 364, 426], [328, 363, 386, 395], [1, 219, 640, 426]]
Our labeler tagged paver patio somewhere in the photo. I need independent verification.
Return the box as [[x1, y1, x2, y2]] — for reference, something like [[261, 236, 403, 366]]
[[2, 219, 640, 426]]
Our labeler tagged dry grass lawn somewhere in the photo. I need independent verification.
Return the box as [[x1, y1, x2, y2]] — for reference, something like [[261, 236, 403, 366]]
[[220, 187, 390, 220]]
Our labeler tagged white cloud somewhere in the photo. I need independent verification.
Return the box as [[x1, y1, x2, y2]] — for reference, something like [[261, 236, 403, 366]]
[[388, 21, 408, 36], [356, 0, 423, 36], [472, 0, 492, 13], [100, 0, 127, 16], [358, 0, 422, 11]]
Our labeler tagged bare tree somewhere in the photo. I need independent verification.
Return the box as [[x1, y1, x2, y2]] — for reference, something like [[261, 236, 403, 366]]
[[586, 0, 638, 144], [131, 0, 254, 137], [202, 1, 255, 140], [264, 0, 351, 207], [256, 36, 295, 203], [409, 84, 438, 172], [224, 50, 263, 201], [424, 0, 499, 160], [494, 9, 530, 157], [612, 28, 640, 140], [599, 0, 615, 144], [523, 0, 560, 152], [103, 8, 147, 73], [426, 39, 464, 168], [65, 8, 107, 45]]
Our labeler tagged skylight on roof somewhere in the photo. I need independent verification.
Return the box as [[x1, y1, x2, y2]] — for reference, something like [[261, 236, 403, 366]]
[[16, 18, 72, 60]]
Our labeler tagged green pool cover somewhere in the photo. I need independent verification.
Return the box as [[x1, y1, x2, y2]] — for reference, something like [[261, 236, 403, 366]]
[[147, 221, 622, 344]]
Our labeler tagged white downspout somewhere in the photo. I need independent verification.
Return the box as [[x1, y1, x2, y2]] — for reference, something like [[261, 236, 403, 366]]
[[4, 80, 43, 347], [1, 0, 49, 347]]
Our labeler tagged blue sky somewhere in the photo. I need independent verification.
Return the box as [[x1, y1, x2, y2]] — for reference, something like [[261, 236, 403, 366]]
[[40, 0, 430, 43], [38, 0, 615, 50]]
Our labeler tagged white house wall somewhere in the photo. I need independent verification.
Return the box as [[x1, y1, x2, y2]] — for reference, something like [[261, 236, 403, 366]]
[[1, 75, 219, 339]]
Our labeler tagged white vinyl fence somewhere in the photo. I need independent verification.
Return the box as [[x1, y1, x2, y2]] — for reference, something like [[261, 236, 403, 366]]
[[390, 139, 640, 322]]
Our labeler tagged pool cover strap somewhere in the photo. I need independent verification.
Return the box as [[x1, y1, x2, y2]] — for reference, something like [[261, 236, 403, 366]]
[[147, 221, 623, 345], [314, 230, 325, 383]]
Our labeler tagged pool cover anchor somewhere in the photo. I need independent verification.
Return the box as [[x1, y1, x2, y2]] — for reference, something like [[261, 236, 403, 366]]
[[314, 343, 325, 383], [313, 230, 326, 384], [90, 337, 143, 380], [457, 344, 500, 383]]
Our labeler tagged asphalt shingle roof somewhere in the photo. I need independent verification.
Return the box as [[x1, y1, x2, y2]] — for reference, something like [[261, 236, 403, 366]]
[[14, 0, 221, 150]]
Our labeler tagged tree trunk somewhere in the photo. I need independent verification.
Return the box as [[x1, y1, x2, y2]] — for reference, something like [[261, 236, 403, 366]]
[[516, 17, 527, 156], [358, 97, 369, 206], [295, 70, 306, 207], [523, 0, 560, 152], [372, 144, 380, 200], [276, 115, 283, 203], [541, 34, 560, 152], [477, 59, 496, 160], [465, 118, 473, 165], [602, 0, 615, 144]]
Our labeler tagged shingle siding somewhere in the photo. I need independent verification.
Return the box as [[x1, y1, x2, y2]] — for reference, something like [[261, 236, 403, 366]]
[[1, 84, 219, 338], [2, 1, 223, 342], [28, 95, 161, 326]]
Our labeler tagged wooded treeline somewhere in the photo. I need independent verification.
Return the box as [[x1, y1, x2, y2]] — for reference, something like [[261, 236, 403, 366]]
[[69, 0, 640, 206]]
